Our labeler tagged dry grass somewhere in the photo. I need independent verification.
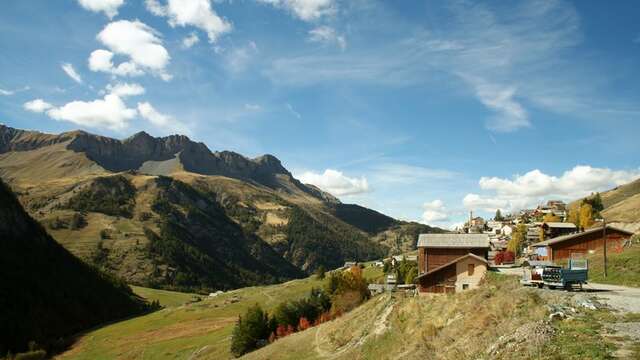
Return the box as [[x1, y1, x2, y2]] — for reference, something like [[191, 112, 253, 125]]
[[244, 273, 611, 360]]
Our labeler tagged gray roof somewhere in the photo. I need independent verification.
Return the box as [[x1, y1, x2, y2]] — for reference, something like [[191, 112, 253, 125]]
[[417, 233, 490, 248], [532, 225, 634, 247], [543, 222, 577, 229]]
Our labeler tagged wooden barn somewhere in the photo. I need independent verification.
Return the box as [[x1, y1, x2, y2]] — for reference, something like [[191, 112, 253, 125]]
[[531, 225, 634, 262], [415, 253, 488, 294], [417, 233, 490, 274]]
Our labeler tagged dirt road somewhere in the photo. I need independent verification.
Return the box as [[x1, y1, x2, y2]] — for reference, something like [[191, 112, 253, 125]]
[[495, 267, 640, 313]]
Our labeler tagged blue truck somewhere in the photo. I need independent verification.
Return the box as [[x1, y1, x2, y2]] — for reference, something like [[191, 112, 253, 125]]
[[521, 259, 588, 291], [541, 259, 588, 291]]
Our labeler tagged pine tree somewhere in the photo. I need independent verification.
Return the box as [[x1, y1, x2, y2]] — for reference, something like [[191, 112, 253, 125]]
[[494, 209, 504, 221]]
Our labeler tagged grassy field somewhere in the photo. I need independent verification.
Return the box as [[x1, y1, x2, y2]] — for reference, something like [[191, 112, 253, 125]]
[[588, 241, 640, 287], [57, 266, 384, 360], [130, 286, 201, 308]]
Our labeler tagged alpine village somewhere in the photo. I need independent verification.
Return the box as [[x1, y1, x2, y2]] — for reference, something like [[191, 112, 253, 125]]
[[2, 1, 640, 359]]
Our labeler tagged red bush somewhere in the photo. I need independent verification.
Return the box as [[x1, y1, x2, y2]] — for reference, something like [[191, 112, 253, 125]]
[[503, 251, 515, 263], [494, 252, 504, 265], [298, 317, 311, 331]]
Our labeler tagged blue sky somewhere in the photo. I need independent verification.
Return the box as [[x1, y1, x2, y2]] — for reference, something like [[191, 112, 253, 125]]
[[1, 0, 640, 228]]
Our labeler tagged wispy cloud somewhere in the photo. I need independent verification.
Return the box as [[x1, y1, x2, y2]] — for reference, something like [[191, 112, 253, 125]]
[[264, 0, 637, 132], [285, 103, 301, 119], [0, 85, 30, 96], [224, 41, 258, 73], [368, 163, 457, 185], [308, 26, 346, 50], [61, 63, 83, 84]]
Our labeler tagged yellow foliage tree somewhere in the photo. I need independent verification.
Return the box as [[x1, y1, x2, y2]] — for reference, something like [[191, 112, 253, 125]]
[[508, 224, 527, 255], [579, 203, 594, 229], [543, 213, 561, 223], [566, 204, 580, 227]]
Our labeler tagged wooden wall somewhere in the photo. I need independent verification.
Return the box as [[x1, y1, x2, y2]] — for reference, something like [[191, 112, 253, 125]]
[[424, 248, 487, 272], [418, 263, 456, 293]]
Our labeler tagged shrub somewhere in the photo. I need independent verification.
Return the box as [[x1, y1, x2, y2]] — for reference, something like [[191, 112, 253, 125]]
[[503, 251, 515, 263], [230, 304, 271, 357], [314, 265, 326, 279], [69, 213, 87, 230]]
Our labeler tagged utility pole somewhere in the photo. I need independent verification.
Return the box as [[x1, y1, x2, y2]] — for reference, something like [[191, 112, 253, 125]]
[[603, 220, 607, 278]]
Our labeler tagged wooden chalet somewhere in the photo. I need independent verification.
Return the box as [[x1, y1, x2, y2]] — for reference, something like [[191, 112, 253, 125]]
[[531, 225, 634, 261], [416, 234, 490, 294], [417, 233, 490, 274], [541, 222, 577, 239]]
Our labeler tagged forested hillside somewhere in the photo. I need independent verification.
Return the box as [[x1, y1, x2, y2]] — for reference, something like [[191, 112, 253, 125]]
[[0, 179, 149, 356]]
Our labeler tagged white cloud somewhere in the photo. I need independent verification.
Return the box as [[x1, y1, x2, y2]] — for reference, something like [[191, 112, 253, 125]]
[[105, 82, 145, 97], [88, 49, 145, 77], [137, 101, 189, 134], [421, 199, 449, 223], [463, 165, 640, 213], [61, 63, 83, 84], [47, 94, 137, 130], [145, 0, 231, 43], [182, 32, 200, 48], [224, 41, 258, 73], [297, 169, 370, 196], [308, 26, 346, 50], [90, 20, 171, 80], [23, 99, 53, 113], [137, 102, 170, 127], [77, 0, 124, 18], [258, 0, 335, 21]]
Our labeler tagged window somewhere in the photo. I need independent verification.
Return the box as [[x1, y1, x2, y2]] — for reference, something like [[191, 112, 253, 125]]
[[468, 263, 475, 276], [462, 284, 469, 290]]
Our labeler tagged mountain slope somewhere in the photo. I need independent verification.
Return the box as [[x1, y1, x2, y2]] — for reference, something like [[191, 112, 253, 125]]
[[574, 178, 640, 223], [0, 124, 444, 290], [0, 179, 149, 355]]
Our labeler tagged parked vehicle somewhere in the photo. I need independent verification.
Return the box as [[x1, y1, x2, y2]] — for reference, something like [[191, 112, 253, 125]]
[[520, 260, 553, 288], [541, 258, 588, 291], [521, 259, 588, 291]]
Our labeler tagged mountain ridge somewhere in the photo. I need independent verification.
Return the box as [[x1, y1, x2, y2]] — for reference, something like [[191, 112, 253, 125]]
[[0, 124, 445, 291]]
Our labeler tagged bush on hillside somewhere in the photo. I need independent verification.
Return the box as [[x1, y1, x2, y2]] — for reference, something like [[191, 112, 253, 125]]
[[68, 213, 87, 230], [230, 304, 271, 357]]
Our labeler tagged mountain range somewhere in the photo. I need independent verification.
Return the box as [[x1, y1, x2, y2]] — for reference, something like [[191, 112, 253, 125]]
[[0, 124, 445, 292]]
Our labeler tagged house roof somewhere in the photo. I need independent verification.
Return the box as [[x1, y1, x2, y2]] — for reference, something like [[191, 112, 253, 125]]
[[416, 253, 487, 280], [543, 222, 577, 229], [532, 225, 635, 247], [417, 233, 489, 248]]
